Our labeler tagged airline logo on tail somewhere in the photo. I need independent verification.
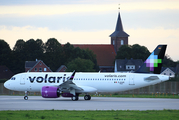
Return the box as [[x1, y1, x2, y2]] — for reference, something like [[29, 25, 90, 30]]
[[135, 45, 167, 74], [144, 52, 162, 71]]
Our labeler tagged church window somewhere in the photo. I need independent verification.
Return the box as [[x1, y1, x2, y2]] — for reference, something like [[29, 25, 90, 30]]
[[113, 40, 115, 45], [121, 40, 124, 45]]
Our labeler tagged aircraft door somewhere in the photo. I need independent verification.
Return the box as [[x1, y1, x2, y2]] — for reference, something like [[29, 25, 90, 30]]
[[20, 74, 26, 85], [129, 75, 135, 85]]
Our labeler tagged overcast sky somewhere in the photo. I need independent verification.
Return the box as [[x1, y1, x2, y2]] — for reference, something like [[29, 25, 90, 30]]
[[0, 0, 179, 61]]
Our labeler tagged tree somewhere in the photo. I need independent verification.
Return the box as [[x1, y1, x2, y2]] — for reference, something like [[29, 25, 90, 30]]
[[0, 39, 12, 68], [115, 45, 132, 59], [45, 38, 62, 53], [24, 39, 44, 60], [82, 49, 99, 71], [62, 42, 75, 64], [12, 39, 45, 73], [13, 39, 25, 52], [12, 39, 26, 73], [36, 39, 45, 53], [163, 54, 177, 67], [44, 38, 63, 71], [62, 43, 99, 71], [116, 44, 150, 61], [131, 44, 150, 60], [66, 57, 95, 72]]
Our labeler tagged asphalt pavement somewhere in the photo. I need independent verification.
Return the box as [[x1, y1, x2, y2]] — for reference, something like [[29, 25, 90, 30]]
[[0, 96, 179, 110]]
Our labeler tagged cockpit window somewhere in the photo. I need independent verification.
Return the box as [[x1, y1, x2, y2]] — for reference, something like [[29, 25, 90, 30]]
[[11, 77, 16, 80]]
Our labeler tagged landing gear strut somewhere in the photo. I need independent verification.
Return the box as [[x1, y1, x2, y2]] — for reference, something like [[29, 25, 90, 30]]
[[84, 95, 91, 100], [24, 91, 28, 100]]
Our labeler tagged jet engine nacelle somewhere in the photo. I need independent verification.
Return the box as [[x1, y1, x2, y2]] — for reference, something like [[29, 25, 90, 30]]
[[41, 86, 60, 98]]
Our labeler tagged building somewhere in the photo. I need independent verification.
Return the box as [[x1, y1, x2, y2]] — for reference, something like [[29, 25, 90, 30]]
[[110, 11, 129, 52], [56, 65, 67, 72], [72, 11, 129, 72], [114, 59, 143, 73], [73, 45, 116, 72], [160, 66, 179, 78], [25, 60, 52, 72]]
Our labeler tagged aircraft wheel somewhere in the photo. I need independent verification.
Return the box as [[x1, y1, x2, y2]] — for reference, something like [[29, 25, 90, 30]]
[[24, 96, 28, 100], [71, 96, 78, 101], [84, 95, 91, 100]]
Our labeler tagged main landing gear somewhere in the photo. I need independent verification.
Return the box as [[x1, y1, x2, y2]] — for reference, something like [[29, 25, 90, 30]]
[[71, 95, 91, 101], [71, 95, 79, 101], [24, 91, 28, 100], [84, 95, 91, 100]]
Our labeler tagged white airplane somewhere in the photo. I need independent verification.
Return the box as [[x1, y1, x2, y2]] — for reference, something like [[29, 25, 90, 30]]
[[4, 45, 169, 101]]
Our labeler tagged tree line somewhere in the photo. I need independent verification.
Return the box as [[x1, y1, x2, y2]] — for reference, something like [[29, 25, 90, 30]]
[[0, 38, 98, 74], [0, 38, 178, 74]]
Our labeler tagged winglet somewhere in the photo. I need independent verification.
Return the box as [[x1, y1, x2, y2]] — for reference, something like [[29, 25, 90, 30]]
[[69, 70, 76, 80]]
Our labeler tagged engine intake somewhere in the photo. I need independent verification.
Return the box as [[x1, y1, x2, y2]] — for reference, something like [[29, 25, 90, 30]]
[[41, 86, 60, 98]]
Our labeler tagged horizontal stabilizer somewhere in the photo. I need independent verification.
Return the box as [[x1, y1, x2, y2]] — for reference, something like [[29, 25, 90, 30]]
[[144, 76, 159, 81]]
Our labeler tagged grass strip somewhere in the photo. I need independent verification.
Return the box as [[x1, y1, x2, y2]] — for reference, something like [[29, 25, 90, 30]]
[[0, 110, 179, 120]]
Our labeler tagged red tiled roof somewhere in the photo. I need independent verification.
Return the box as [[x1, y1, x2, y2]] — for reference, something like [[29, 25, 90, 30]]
[[73, 44, 116, 66]]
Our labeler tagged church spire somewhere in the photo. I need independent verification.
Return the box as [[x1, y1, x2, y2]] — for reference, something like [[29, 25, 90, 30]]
[[110, 11, 129, 37], [110, 9, 129, 53]]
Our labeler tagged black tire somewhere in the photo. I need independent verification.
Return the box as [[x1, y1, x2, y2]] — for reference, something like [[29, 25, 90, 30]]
[[71, 96, 78, 101], [88, 95, 91, 100], [84, 95, 91, 100], [24, 96, 28, 100]]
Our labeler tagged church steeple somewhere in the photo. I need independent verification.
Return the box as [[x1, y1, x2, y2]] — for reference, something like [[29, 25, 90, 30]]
[[110, 11, 129, 52]]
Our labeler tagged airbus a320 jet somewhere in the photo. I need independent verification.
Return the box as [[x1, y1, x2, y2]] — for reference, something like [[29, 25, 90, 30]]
[[4, 45, 169, 101]]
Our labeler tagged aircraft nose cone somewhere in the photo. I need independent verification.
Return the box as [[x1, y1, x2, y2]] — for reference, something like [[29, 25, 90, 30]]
[[4, 80, 10, 89]]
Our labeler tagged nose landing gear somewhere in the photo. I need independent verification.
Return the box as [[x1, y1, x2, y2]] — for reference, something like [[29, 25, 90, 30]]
[[24, 91, 28, 100]]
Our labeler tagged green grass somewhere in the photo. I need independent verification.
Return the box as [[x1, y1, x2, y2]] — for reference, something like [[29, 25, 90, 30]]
[[0, 110, 179, 120], [92, 94, 179, 99]]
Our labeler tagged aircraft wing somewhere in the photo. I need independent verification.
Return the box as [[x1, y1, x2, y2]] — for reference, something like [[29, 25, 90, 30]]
[[59, 70, 83, 93], [58, 70, 97, 95]]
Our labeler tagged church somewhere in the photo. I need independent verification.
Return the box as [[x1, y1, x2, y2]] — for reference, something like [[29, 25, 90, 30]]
[[73, 11, 129, 72], [25, 11, 130, 72]]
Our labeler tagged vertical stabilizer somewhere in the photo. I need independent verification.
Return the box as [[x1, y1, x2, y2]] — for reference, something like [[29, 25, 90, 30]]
[[135, 45, 167, 74]]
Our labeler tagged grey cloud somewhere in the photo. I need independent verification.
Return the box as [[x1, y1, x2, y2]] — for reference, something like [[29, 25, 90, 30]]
[[0, 9, 178, 31], [122, 9, 179, 29]]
